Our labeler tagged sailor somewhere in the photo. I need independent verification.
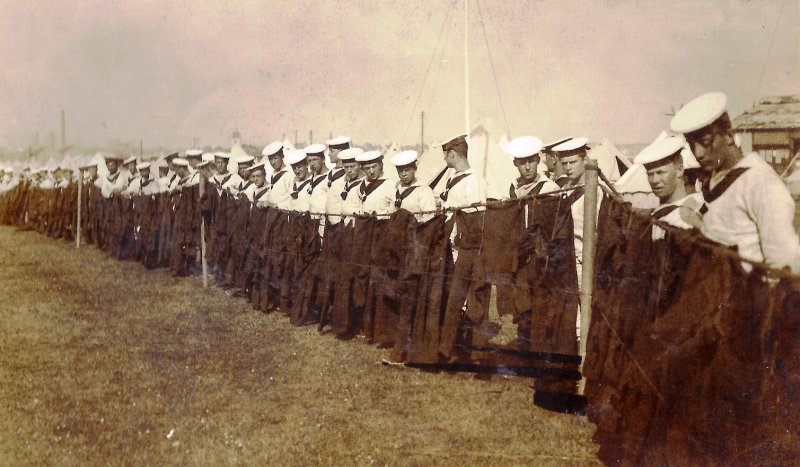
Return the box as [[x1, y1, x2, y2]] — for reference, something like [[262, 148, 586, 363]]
[[389, 150, 437, 223], [152, 158, 168, 193], [437, 134, 488, 363], [506, 136, 560, 199], [122, 157, 142, 196], [185, 149, 203, 171], [339, 148, 366, 224], [326, 140, 355, 224], [234, 155, 256, 197], [285, 149, 312, 211], [355, 150, 396, 216], [139, 162, 161, 196], [172, 158, 193, 191], [80, 161, 98, 184], [247, 163, 271, 207], [164, 152, 182, 192], [55, 167, 72, 188], [670, 91, 800, 273], [187, 153, 212, 187], [97, 153, 128, 198], [238, 164, 261, 202], [304, 143, 330, 216], [122, 156, 138, 183], [542, 137, 571, 187], [634, 135, 706, 240], [325, 135, 350, 190], [552, 137, 603, 288], [210, 152, 243, 195], [263, 142, 293, 209]]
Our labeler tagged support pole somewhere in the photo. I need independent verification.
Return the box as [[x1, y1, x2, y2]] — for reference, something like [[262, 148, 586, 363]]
[[578, 159, 599, 394], [464, 0, 470, 135], [76, 177, 82, 248], [199, 172, 208, 288]]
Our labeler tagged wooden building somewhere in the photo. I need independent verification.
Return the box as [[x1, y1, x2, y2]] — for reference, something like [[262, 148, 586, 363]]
[[734, 95, 800, 174]]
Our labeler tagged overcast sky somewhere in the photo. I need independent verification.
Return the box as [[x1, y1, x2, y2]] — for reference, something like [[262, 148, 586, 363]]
[[0, 0, 797, 151]]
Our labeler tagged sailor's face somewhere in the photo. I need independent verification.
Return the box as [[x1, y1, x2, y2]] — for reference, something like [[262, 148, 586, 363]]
[[125, 162, 136, 173], [561, 155, 585, 183], [687, 128, 724, 173], [362, 161, 383, 182], [238, 164, 252, 178], [328, 148, 341, 165], [397, 165, 416, 186], [188, 158, 200, 169], [343, 161, 361, 180], [140, 168, 151, 180], [268, 155, 284, 172], [646, 162, 682, 202], [292, 162, 309, 180], [307, 155, 326, 175], [176, 166, 189, 178], [514, 155, 540, 182], [215, 158, 227, 173], [251, 170, 266, 188], [544, 152, 556, 172], [106, 159, 120, 174]]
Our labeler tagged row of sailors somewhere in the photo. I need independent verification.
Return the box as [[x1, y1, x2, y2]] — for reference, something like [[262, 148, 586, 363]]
[[6, 90, 799, 273]]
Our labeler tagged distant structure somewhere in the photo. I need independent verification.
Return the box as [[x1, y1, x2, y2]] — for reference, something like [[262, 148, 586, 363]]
[[232, 129, 241, 147], [734, 95, 800, 173]]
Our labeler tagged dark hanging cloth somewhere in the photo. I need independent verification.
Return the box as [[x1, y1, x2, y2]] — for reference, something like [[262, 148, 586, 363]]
[[515, 195, 581, 397], [402, 214, 449, 364]]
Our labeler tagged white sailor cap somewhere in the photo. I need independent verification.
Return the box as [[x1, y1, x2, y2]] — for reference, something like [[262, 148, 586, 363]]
[[355, 150, 383, 163], [103, 152, 124, 161], [635, 136, 686, 168], [136, 162, 151, 170], [80, 161, 99, 169], [390, 150, 419, 167], [507, 136, 544, 159], [235, 155, 255, 166], [123, 156, 137, 165], [338, 147, 364, 162], [185, 149, 203, 158], [262, 141, 285, 158], [213, 152, 230, 160], [552, 137, 589, 156], [245, 162, 267, 174], [304, 143, 327, 158], [543, 137, 572, 152], [164, 152, 179, 160], [326, 135, 351, 150], [173, 158, 190, 167], [670, 92, 728, 135], [201, 152, 215, 162], [197, 160, 212, 168], [284, 149, 308, 166]]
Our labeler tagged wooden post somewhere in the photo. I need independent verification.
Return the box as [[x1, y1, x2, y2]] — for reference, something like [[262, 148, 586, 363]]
[[199, 172, 208, 288], [76, 176, 82, 248], [578, 159, 599, 394]]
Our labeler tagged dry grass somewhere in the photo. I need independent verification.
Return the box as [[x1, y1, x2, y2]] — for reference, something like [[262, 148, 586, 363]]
[[0, 226, 599, 465]]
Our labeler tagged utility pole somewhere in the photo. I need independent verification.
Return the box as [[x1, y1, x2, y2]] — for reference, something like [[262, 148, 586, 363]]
[[140, 139, 143, 157], [309, 130, 313, 145], [60, 110, 66, 149], [294, 130, 298, 147]]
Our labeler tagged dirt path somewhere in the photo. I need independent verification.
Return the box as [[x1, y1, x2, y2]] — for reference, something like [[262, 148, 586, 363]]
[[0, 226, 599, 465]]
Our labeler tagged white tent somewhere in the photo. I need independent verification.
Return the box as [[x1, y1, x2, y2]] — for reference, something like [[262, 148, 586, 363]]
[[467, 120, 516, 200], [588, 138, 632, 184]]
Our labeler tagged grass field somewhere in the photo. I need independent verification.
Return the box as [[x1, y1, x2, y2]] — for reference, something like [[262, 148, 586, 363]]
[[0, 226, 599, 465]]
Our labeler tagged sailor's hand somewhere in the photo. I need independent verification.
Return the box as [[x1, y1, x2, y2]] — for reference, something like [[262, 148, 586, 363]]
[[679, 207, 703, 230]]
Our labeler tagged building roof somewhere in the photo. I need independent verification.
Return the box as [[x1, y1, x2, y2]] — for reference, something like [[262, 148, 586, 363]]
[[733, 95, 800, 131]]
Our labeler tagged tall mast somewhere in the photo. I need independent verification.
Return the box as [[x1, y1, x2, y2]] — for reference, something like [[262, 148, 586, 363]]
[[464, 0, 470, 135]]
